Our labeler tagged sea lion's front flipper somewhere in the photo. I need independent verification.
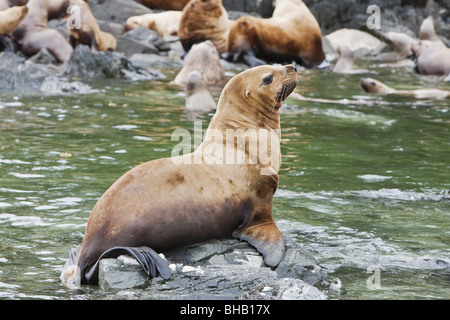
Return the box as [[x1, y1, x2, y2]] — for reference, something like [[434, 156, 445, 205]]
[[233, 221, 285, 267]]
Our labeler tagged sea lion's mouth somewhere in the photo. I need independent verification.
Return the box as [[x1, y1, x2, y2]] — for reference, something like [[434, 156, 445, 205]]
[[276, 79, 297, 103]]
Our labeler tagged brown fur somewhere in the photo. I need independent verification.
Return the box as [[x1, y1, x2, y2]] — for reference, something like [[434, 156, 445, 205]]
[[11, 0, 73, 62], [227, 0, 325, 67], [68, 0, 116, 51], [61, 65, 298, 285], [0, 5, 28, 35], [139, 0, 189, 11], [178, 0, 229, 54]]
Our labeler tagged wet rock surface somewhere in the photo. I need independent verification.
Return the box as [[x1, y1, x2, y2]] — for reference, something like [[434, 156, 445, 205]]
[[98, 234, 337, 300]]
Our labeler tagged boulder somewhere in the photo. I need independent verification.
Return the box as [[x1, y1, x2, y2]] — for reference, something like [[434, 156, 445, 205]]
[[98, 235, 334, 300]]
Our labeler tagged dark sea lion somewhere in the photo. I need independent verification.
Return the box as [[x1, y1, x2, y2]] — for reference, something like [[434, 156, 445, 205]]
[[226, 0, 325, 67], [60, 64, 298, 286]]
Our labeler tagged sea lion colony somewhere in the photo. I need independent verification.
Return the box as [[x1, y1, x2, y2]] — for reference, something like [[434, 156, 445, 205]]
[[1, 0, 447, 286]]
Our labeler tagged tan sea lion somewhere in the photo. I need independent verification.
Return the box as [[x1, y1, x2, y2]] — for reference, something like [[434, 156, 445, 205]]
[[0, 5, 28, 35], [124, 11, 182, 38], [173, 40, 228, 89], [11, 0, 73, 62], [140, 0, 189, 11], [326, 28, 383, 56], [419, 16, 444, 45], [178, 0, 230, 54], [185, 70, 217, 111], [332, 45, 369, 74], [361, 78, 449, 99], [226, 0, 325, 67], [60, 64, 298, 286], [410, 40, 450, 76], [68, 0, 116, 51]]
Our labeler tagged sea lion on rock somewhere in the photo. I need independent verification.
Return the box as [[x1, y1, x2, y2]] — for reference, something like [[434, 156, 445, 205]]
[[332, 45, 369, 74], [0, 5, 28, 35], [11, 0, 73, 62], [361, 78, 449, 99], [68, 0, 116, 51], [410, 40, 450, 76], [173, 40, 228, 88], [325, 28, 383, 57], [60, 64, 298, 286], [124, 11, 182, 38], [140, 0, 189, 11], [185, 70, 217, 111], [226, 0, 325, 67], [178, 0, 230, 54]]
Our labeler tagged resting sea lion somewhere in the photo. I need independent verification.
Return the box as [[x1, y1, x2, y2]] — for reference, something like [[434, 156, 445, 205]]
[[173, 40, 228, 88], [68, 0, 116, 51], [124, 11, 182, 38], [60, 64, 298, 286], [178, 0, 230, 54], [11, 0, 73, 62], [185, 70, 217, 111], [410, 40, 450, 76], [332, 45, 369, 74], [226, 0, 325, 67], [139, 0, 189, 11], [361, 78, 449, 99], [325, 28, 383, 56], [0, 5, 28, 35]]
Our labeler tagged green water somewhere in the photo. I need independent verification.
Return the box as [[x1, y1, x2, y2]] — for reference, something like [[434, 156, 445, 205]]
[[0, 66, 448, 300]]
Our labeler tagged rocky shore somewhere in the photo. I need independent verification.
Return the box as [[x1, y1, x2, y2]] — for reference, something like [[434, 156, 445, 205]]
[[97, 221, 342, 300]]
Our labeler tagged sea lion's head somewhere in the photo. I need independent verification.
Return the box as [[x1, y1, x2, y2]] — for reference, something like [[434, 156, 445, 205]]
[[124, 16, 147, 31], [218, 64, 298, 120], [360, 78, 391, 94]]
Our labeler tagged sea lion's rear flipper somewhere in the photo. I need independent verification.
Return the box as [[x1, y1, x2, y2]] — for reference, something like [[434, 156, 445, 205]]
[[84, 246, 172, 284], [233, 221, 285, 267]]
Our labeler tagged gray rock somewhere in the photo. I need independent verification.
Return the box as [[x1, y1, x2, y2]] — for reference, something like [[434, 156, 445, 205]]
[[98, 235, 332, 300], [61, 44, 163, 80], [116, 28, 171, 58]]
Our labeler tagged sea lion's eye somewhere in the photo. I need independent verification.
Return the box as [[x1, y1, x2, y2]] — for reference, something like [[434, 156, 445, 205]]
[[262, 75, 273, 85], [371, 82, 376, 86]]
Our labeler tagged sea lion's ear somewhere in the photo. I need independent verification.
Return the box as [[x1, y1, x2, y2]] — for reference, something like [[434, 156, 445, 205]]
[[245, 89, 250, 98]]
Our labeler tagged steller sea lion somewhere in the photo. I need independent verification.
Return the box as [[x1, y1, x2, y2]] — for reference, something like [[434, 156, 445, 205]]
[[410, 40, 450, 76], [139, 0, 189, 11], [68, 0, 116, 52], [124, 10, 182, 38], [226, 0, 325, 67], [178, 0, 230, 54], [60, 64, 298, 286], [332, 45, 369, 74], [0, 5, 28, 35], [173, 40, 228, 89], [361, 77, 449, 99], [185, 70, 217, 111], [11, 0, 73, 62]]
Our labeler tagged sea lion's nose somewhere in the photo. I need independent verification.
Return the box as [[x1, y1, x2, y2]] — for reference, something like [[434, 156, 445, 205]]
[[285, 65, 297, 73]]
